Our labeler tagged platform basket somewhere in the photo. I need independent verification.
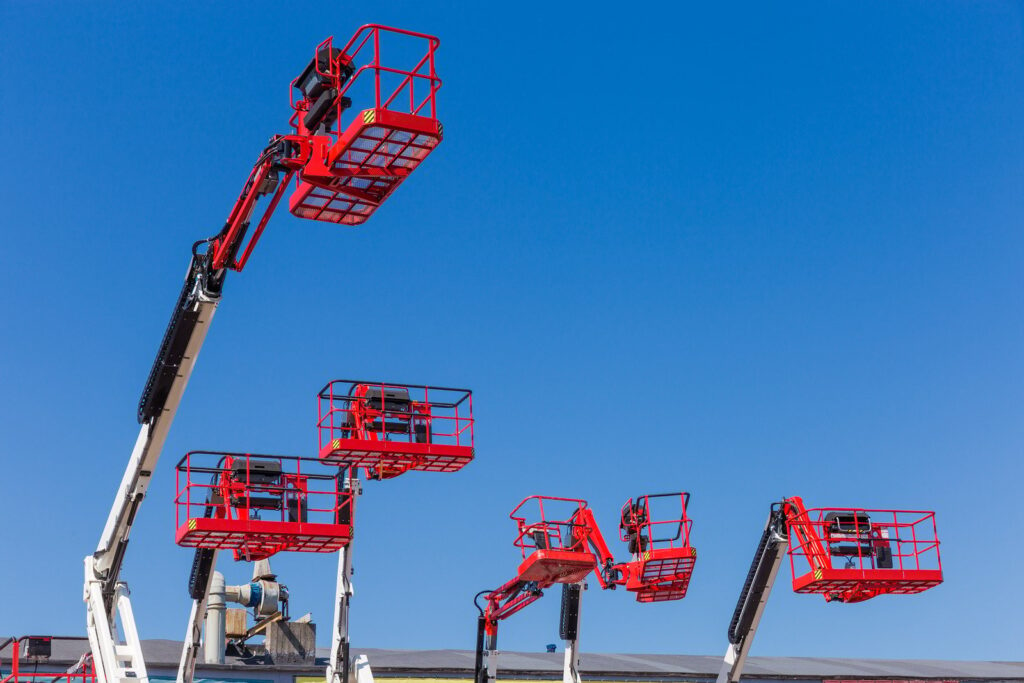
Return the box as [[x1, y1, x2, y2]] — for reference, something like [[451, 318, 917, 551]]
[[619, 493, 697, 602], [288, 25, 443, 225], [510, 496, 598, 588], [175, 451, 353, 562], [635, 576, 693, 603], [318, 379, 473, 477], [787, 507, 943, 603]]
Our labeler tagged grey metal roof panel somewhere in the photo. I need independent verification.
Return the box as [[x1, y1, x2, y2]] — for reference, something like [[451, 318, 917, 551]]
[[3, 639, 1022, 680]]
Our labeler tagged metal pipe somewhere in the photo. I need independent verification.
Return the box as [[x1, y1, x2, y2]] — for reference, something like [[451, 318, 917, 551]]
[[204, 572, 225, 665]]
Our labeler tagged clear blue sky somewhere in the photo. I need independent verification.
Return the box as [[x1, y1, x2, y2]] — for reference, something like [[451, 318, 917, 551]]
[[2, 0, 1022, 663]]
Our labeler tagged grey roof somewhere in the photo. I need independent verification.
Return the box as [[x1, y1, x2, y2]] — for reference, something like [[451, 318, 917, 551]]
[[2, 638, 1022, 680]]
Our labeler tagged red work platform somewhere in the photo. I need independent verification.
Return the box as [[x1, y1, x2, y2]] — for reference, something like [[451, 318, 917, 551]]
[[288, 25, 443, 226], [509, 496, 600, 588], [618, 493, 697, 602], [175, 518, 350, 558], [517, 549, 597, 585], [175, 451, 353, 561], [634, 578, 692, 603], [318, 380, 473, 477], [787, 507, 943, 603]]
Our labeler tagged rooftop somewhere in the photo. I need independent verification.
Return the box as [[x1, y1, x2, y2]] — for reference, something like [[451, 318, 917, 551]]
[[2, 639, 1022, 681]]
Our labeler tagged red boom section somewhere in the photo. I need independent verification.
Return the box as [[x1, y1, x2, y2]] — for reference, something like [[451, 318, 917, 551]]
[[318, 380, 474, 478], [289, 26, 442, 225], [615, 493, 697, 603], [174, 451, 353, 561], [786, 506, 943, 603]]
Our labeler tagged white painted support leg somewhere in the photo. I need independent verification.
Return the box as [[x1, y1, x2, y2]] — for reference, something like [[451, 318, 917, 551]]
[[85, 557, 149, 683], [328, 477, 363, 683], [176, 550, 220, 683]]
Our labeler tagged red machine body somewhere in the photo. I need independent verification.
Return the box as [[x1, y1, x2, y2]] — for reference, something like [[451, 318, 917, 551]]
[[205, 24, 442, 273], [174, 451, 353, 561], [783, 497, 943, 603], [318, 380, 474, 478]]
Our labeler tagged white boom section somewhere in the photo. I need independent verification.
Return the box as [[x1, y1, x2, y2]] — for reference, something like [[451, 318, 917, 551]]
[[716, 517, 788, 683], [176, 550, 220, 683], [328, 478, 364, 683], [86, 277, 220, 683]]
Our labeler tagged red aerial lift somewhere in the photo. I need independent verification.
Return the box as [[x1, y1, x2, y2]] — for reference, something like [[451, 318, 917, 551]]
[[475, 494, 696, 683], [717, 497, 942, 683], [173, 381, 474, 683], [85, 24, 444, 683]]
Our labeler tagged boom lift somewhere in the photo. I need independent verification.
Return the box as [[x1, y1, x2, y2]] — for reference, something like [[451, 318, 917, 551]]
[[717, 497, 942, 683], [475, 494, 696, 683], [174, 381, 474, 683], [85, 24, 444, 683]]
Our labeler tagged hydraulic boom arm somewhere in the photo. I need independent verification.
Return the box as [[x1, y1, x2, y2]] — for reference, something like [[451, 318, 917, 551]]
[[87, 25, 446, 683], [85, 137, 305, 683], [716, 501, 793, 683]]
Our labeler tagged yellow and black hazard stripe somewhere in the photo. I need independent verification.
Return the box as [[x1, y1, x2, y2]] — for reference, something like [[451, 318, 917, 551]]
[[188, 518, 198, 531], [362, 109, 376, 125]]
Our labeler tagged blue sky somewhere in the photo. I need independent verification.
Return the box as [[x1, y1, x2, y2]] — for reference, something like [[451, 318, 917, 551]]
[[2, 0, 1022, 663]]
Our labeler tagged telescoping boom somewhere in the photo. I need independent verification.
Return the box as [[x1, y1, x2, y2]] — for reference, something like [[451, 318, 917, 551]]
[[85, 24, 444, 683]]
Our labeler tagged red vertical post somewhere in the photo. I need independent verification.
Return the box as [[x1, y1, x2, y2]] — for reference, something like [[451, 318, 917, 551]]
[[429, 40, 437, 119], [373, 28, 381, 110]]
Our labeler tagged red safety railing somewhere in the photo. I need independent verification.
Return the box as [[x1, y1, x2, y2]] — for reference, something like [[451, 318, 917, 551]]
[[318, 380, 474, 476], [288, 25, 443, 225], [290, 25, 441, 134], [174, 451, 354, 561], [506, 496, 600, 587], [0, 640, 94, 683], [616, 493, 697, 603], [619, 493, 693, 553], [510, 496, 591, 558], [787, 507, 943, 603]]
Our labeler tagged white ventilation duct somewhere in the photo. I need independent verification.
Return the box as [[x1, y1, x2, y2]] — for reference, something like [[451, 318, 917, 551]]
[[204, 571, 226, 665]]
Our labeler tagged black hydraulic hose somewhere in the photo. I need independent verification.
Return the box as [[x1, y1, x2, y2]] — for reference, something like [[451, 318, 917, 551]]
[[473, 590, 493, 617]]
